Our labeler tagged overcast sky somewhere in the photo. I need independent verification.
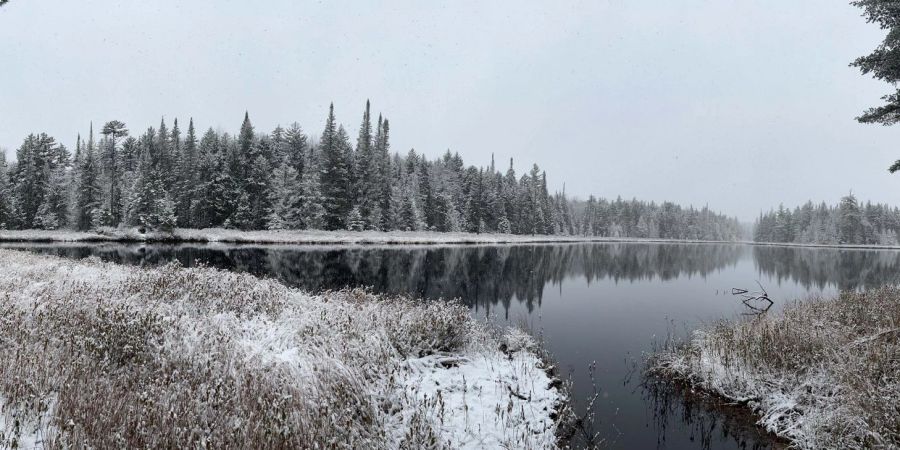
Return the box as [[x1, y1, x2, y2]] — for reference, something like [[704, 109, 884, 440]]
[[2, 0, 899, 220]]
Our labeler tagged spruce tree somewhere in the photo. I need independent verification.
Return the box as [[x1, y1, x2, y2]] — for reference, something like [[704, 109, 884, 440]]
[[375, 117, 393, 229], [266, 163, 300, 230], [176, 118, 198, 227], [284, 122, 308, 175], [75, 139, 101, 230], [35, 164, 69, 230], [101, 120, 128, 224], [319, 104, 352, 230], [0, 152, 14, 228], [354, 100, 378, 227], [298, 148, 326, 229]]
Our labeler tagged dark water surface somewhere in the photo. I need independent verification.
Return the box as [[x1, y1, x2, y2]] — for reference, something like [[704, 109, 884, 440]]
[[6, 242, 900, 449]]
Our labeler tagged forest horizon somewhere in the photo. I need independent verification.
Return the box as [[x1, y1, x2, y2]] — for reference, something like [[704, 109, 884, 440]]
[[0, 101, 746, 241]]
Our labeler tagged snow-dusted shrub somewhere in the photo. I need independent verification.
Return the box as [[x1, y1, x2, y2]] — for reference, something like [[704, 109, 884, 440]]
[[648, 287, 900, 449], [378, 296, 473, 358], [0, 250, 563, 449]]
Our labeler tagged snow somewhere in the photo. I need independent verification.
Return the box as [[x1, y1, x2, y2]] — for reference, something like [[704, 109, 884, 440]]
[[403, 348, 559, 449], [0, 249, 565, 448], [0, 396, 53, 450], [649, 288, 900, 449], [0, 227, 739, 246]]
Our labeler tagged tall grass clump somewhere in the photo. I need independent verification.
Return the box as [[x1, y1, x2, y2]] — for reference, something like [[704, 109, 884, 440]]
[[0, 250, 563, 449], [647, 288, 900, 449]]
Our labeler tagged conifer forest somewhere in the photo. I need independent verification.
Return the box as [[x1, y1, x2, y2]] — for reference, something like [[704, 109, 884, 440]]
[[0, 102, 742, 240]]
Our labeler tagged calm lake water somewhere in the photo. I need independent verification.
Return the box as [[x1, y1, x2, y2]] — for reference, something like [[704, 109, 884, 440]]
[[5, 241, 900, 449]]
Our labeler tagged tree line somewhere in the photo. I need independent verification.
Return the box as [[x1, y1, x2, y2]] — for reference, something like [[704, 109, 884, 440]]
[[753, 194, 900, 245], [0, 101, 741, 239]]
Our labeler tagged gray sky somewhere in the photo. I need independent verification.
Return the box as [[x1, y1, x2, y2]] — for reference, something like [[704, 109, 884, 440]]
[[2, 0, 899, 220]]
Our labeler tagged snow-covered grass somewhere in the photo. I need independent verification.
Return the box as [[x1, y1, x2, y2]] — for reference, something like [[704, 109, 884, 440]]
[[0, 227, 738, 246], [0, 249, 565, 449], [647, 288, 900, 449]]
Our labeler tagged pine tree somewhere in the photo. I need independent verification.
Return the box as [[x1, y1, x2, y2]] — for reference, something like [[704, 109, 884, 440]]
[[319, 104, 352, 230], [157, 118, 170, 176], [75, 138, 101, 230], [230, 192, 254, 230], [284, 122, 308, 175], [347, 205, 365, 231], [0, 152, 14, 228], [239, 111, 254, 158], [175, 118, 198, 227], [418, 159, 436, 229], [503, 158, 518, 233], [193, 128, 234, 228], [35, 164, 70, 230], [497, 215, 512, 234], [839, 194, 863, 244], [353, 100, 379, 227], [375, 117, 393, 230], [298, 149, 326, 229], [267, 163, 301, 230], [100, 120, 128, 224]]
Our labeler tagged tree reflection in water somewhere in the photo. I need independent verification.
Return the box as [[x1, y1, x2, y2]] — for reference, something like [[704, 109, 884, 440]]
[[753, 246, 900, 291], [5, 242, 748, 318], [642, 378, 787, 450]]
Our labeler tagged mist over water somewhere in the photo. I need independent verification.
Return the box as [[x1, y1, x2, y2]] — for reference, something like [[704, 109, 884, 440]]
[[6, 241, 900, 449]]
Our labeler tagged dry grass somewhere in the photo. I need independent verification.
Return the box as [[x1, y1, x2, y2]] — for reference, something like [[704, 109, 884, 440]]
[[0, 250, 563, 449], [647, 288, 900, 449]]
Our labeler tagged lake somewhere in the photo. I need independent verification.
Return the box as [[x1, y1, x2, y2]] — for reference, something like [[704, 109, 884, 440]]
[[5, 241, 899, 449]]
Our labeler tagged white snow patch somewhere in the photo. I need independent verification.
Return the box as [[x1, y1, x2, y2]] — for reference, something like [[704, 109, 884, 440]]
[[403, 345, 559, 450]]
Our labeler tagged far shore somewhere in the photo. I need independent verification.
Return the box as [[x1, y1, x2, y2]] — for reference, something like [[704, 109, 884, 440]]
[[0, 228, 741, 246], [2, 228, 900, 250]]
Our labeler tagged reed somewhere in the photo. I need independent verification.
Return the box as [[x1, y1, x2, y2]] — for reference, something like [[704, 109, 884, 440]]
[[647, 288, 900, 449]]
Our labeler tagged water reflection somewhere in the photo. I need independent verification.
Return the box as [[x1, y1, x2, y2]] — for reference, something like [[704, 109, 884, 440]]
[[642, 379, 786, 450], [5, 243, 747, 313], [753, 246, 900, 291]]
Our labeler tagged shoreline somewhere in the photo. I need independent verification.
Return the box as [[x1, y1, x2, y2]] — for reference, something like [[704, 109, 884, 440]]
[[3, 228, 900, 250], [0, 228, 741, 246], [646, 287, 900, 449], [0, 249, 566, 449]]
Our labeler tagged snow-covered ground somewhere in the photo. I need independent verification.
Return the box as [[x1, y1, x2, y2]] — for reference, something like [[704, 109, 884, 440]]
[[0, 227, 738, 246], [0, 249, 565, 449], [648, 288, 900, 449]]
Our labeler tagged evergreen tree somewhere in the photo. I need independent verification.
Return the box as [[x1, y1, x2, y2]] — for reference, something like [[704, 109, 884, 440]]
[[353, 100, 379, 227], [35, 164, 70, 230], [75, 137, 101, 230], [284, 122, 308, 175], [839, 194, 863, 244], [266, 163, 301, 230], [100, 120, 128, 224], [175, 118, 198, 227], [418, 158, 436, 229], [0, 152, 15, 228], [375, 117, 393, 230], [298, 148, 326, 229], [319, 104, 352, 230], [0, 104, 745, 239]]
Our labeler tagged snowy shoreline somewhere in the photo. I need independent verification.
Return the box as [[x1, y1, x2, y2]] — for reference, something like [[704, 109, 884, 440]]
[[0, 249, 567, 449], [0, 228, 745, 246], [7, 228, 900, 251], [647, 288, 900, 449]]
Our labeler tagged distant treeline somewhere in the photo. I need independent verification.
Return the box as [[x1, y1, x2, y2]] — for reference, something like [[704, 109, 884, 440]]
[[0, 101, 741, 239], [753, 194, 900, 245]]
